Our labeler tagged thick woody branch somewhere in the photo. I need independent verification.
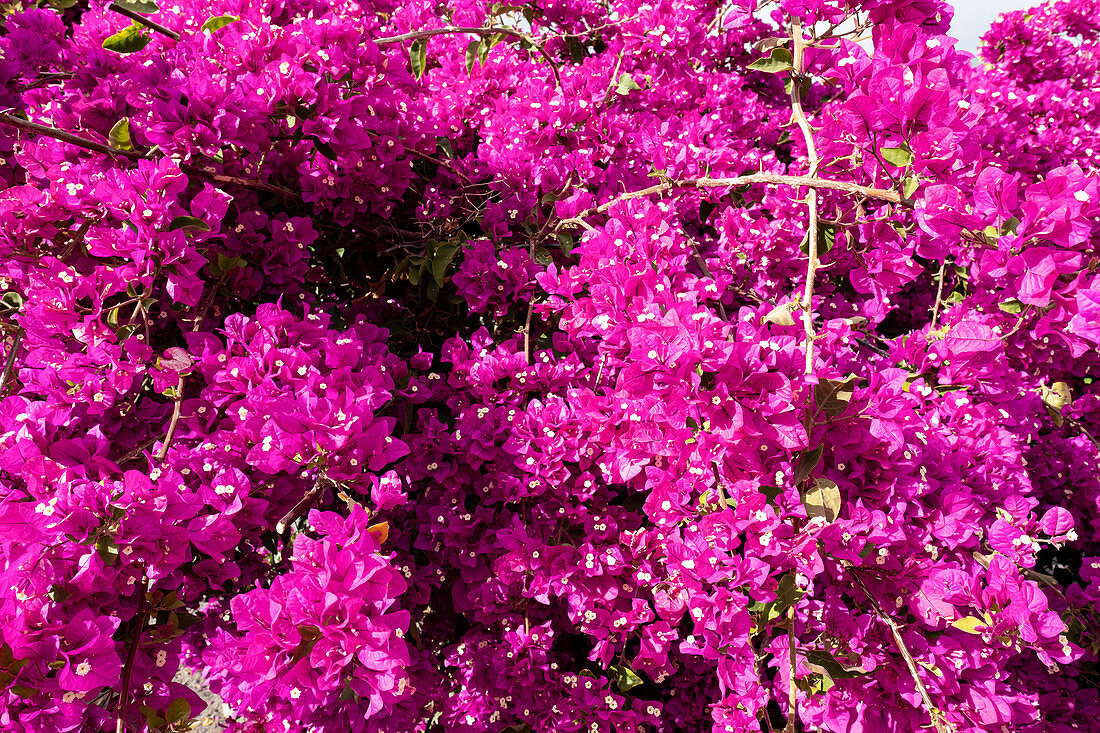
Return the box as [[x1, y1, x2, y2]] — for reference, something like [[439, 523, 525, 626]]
[[277, 476, 336, 534]]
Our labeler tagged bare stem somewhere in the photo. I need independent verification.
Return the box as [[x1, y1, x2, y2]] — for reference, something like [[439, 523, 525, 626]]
[[107, 2, 181, 41], [930, 258, 947, 330], [0, 113, 296, 199], [556, 172, 903, 230], [277, 476, 335, 534], [374, 26, 563, 88], [0, 327, 24, 395], [852, 571, 950, 733], [154, 376, 185, 462], [791, 18, 821, 377], [115, 565, 149, 733]]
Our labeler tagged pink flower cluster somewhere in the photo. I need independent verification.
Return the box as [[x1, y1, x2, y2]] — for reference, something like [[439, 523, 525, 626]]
[[1, 0, 1099, 731]]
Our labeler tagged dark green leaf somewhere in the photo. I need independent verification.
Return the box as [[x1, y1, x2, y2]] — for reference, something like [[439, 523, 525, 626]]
[[95, 537, 119, 566], [114, 0, 160, 13], [557, 233, 574, 255], [11, 685, 37, 699], [0, 291, 25, 313], [409, 38, 428, 80], [313, 138, 338, 161], [109, 118, 133, 151], [465, 39, 480, 74], [216, 253, 247, 273], [432, 243, 460, 286], [879, 145, 913, 168], [793, 445, 823, 485], [200, 15, 238, 33], [168, 215, 211, 233], [747, 47, 793, 73], [102, 23, 151, 54]]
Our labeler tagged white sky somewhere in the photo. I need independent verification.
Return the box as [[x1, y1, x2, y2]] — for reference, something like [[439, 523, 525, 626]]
[[950, 0, 1043, 52]]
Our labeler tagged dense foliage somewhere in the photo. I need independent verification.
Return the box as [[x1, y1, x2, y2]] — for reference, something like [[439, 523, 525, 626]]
[[1, 0, 1100, 730]]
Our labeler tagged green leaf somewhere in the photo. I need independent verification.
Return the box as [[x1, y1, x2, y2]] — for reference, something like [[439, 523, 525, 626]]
[[747, 47, 793, 73], [879, 145, 913, 168], [200, 15, 238, 33], [108, 118, 133, 151], [998, 298, 1026, 314], [168, 215, 211, 233], [102, 23, 151, 54], [557, 233, 575, 255], [902, 174, 919, 199], [802, 477, 841, 522], [615, 73, 642, 96], [165, 697, 191, 725], [792, 445, 823, 485], [11, 685, 37, 699], [534, 247, 552, 266], [0, 291, 25, 313], [465, 39, 480, 74], [804, 649, 868, 679], [114, 0, 159, 13], [610, 664, 643, 692], [432, 243, 460, 286], [409, 38, 428, 80], [313, 138, 338, 161], [216, 253, 247, 274], [774, 573, 804, 615]]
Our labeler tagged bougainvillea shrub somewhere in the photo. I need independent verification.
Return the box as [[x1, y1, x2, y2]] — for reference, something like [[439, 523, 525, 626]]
[[1, 0, 1099, 730]]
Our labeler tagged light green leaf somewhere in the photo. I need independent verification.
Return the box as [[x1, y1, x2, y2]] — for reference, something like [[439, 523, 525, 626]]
[[880, 145, 913, 168], [109, 118, 133, 151], [200, 15, 238, 33], [902, 174, 919, 199], [950, 616, 986, 634], [410, 38, 428, 80], [615, 73, 642, 95], [102, 23, 152, 53]]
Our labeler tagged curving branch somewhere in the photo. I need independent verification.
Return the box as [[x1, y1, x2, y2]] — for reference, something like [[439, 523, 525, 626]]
[[374, 26, 563, 88], [556, 172, 905, 230], [0, 113, 297, 199]]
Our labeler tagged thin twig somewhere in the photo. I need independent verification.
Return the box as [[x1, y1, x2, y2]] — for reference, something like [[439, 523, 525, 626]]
[[791, 18, 821, 377], [690, 242, 729, 320], [276, 476, 335, 534], [107, 2, 181, 41], [115, 565, 149, 733], [154, 376, 184, 462], [0, 327, 23, 395], [374, 26, 563, 88], [0, 113, 296, 199], [929, 258, 947, 331], [556, 172, 904, 230], [851, 571, 950, 733]]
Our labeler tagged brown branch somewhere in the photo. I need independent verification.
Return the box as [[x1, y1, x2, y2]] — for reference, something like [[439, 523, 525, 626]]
[[154, 376, 185, 462], [115, 565, 149, 733], [0, 327, 23, 395], [374, 26, 563, 89], [107, 2, 181, 41], [276, 476, 335, 534], [0, 113, 297, 199], [930, 258, 947, 331], [556, 172, 904, 230], [791, 18, 821, 377], [852, 571, 950, 733]]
